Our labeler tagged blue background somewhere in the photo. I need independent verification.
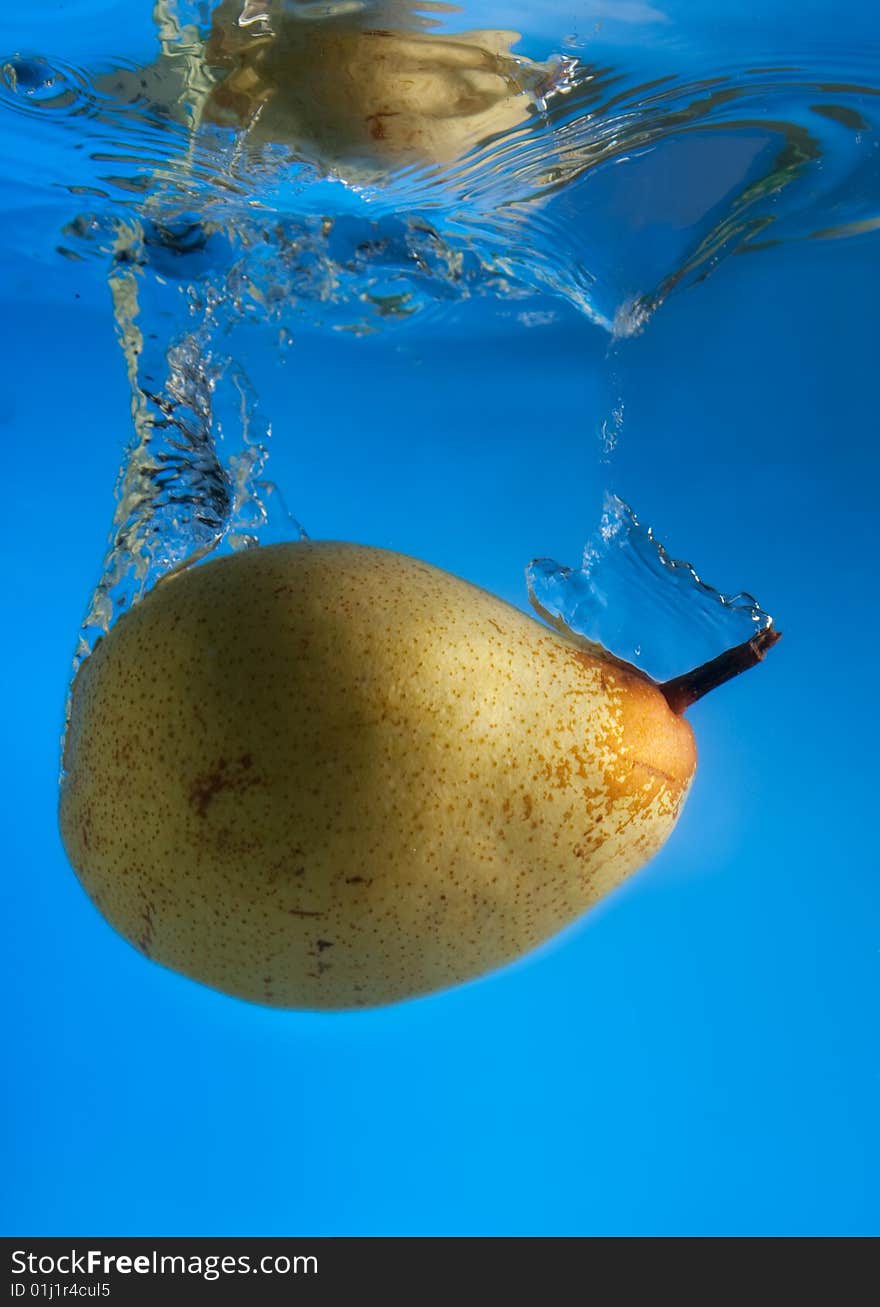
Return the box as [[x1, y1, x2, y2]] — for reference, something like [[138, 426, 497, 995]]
[[2, 1, 879, 1236]]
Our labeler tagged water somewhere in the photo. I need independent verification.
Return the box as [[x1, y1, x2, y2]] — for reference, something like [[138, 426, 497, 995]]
[[2, 0, 879, 1235], [12, 0, 876, 662], [527, 492, 774, 680]]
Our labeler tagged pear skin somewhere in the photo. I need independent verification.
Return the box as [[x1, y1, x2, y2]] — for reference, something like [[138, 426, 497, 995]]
[[59, 540, 701, 1009]]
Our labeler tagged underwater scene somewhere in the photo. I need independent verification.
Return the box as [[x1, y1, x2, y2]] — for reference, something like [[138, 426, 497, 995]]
[[2, 0, 879, 1234]]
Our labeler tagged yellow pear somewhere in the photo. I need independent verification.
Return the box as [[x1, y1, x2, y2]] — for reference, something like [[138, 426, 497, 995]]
[[59, 541, 777, 1009]]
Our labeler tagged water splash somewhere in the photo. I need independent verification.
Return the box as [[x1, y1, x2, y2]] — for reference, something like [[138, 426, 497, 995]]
[[73, 213, 307, 669], [62, 191, 547, 669], [526, 493, 773, 682], [0, 1, 871, 676]]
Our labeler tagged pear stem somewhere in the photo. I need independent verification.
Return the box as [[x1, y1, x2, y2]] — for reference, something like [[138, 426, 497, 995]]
[[659, 627, 782, 715]]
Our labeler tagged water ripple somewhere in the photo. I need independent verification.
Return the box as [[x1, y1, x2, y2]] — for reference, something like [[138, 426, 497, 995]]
[[1, 26, 877, 334], [0, 54, 99, 117]]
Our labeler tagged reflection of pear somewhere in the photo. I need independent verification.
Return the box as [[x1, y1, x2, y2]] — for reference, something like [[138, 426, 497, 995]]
[[202, 4, 559, 174], [59, 542, 777, 1010], [98, 2, 564, 181]]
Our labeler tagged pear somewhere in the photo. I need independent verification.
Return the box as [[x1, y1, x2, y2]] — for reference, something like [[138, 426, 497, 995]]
[[59, 541, 778, 1009]]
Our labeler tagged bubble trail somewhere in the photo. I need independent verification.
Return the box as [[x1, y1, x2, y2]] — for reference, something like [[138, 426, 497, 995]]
[[74, 214, 306, 670]]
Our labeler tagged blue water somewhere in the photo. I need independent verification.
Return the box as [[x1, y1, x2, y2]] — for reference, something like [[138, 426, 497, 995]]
[[2, 0, 879, 1234]]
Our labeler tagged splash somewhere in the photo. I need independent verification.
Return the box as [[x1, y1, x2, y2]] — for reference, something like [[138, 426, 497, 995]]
[[0, 0, 874, 667], [72, 213, 307, 668], [61, 193, 554, 666], [526, 493, 774, 682]]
